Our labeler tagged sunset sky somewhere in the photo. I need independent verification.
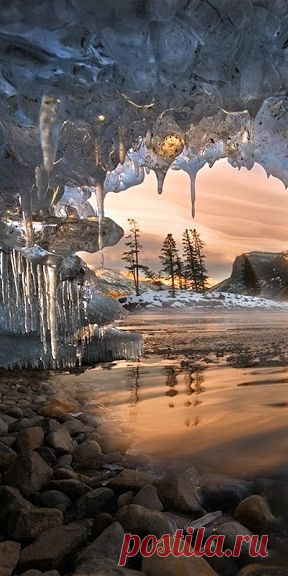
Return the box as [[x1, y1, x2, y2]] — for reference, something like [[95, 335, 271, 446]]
[[82, 160, 288, 284]]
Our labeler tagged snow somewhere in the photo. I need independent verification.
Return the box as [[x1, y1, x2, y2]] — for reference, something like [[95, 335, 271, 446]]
[[120, 289, 288, 310]]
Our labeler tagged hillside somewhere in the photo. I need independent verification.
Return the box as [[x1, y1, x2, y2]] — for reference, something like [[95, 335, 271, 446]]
[[87, 266, 152, 297]]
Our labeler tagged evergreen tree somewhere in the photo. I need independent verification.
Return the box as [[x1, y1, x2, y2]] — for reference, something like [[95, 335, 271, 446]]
[[182, 228, 200, 291], [191, 228, 209, 292], [122, 218, 142, 296], [176, 256, 185, 290], [159, 233, 178, 296], [241, 255, 261, 296], [142, 266, 164, 290]]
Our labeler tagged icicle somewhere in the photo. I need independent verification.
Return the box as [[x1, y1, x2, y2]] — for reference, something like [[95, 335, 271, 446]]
[[118, 126, 126, 165], [46, 265, 58, 363], [94, 183, 105, 251], [146, 126, 152, 149], [190, 171, 196, 218], [21, 193, 34, 248], [155, 168, 167, 195], [39, 95, 63, 173], [35, 165, 49, 200]]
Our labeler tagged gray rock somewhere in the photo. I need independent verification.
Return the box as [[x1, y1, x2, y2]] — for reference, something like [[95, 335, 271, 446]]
[[76, 413, 98, 428], [7, 507, 63, 542], [133, 484, 163, 511], [0, 435, 16, 448], [117, 491, 134, 509], [17, 427, 44, 452], [4, 450, 53, 498], [73, 487, 116, 519], [36, 447, 57, 467], [108, 469, 157, 494], [55, 454, 73, 468], [40, 419, 61, 436], [155, 472, 204, 515], [116, 504, 173, 539], [73, 440, 103, 469], [47, 427, 73, 454], [45, 479, 90, 500], [19, 522, 90, 571], [62, 418, 85, 436], [37, 490, 72, 513], [76, 522, 124, 568], [0, 485, 31, 523], [0, 442, 17, 472], [5, 407, 23, 419], [0, 541, 21, 576], [0, 417, 8, 435]]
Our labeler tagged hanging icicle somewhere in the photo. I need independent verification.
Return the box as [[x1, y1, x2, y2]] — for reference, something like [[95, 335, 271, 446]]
[[39, 95, 64, 173]]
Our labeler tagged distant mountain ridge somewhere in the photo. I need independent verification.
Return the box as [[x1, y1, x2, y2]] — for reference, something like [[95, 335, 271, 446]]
[[211, 251, 288, 299], [88, 266, 152, 296]]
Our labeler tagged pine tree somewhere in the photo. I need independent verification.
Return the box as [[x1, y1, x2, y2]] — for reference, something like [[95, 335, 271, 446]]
[[182, 228, 200, 291], [142, 266, 164, 290], [191, 228, 208, 292], [241, 255, 261, 296], [122, 218, 142, 296], [176, 256, 185, 290], [159, 233, 178, 296]]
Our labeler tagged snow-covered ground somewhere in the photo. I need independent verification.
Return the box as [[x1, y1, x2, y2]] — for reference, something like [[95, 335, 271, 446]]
[[119, 289, 288, 310]]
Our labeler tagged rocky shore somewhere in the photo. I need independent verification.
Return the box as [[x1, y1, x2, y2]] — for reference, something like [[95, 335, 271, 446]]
[[0, 371, 288, 576]]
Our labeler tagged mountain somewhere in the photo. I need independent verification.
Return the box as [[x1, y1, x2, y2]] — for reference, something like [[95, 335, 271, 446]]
[[211, 251, 288, 299], [87, 266, 152, 297]]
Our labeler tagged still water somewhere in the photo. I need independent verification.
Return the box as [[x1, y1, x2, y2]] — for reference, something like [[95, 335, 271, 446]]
[[57, 310, 288, 479]]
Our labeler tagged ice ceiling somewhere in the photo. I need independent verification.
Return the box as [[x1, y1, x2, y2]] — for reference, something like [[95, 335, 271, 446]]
[[0, 0, 288, 367]]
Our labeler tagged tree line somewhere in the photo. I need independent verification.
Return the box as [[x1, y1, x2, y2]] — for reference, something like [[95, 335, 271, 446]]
[[122, 219, 208, 296]]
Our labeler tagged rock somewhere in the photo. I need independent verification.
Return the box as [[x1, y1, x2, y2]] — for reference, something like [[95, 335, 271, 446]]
[[108, 469, 157, 494], [116, 504, 173, 539], [73, 440, 103, 469], [23, 408, 37, 419], [201, 473, 249, 511], [0, 442, 17, 472], [40, 419, 61, 436], [239, 565, 288, 575], [37, 490, 72, 513], [38, 399, 79, 418], [155, 472, 204, 515], [62, 418, 85, 436], [76, 413, 98, 427], [74, 562, 145, 575], [133, 484, 163, 511], [55, 454, 73, 468], [17, 427, 44, 452], [0, 485, 31, 523], [91, 513, 113, 538], [76, 522, 124, 569], [47, 427, 73, 454], [4, 451, 53, 498], [46, 480, 90, 500], [72, 487, 116, 519], [142, 537, 217, 576], [5, 407, 23, 419], [235, 495, 276, 530], [53, 468, 77, 480], [0, 541, 21, 576], [99, 434, 130, 454], [0, 436, 16, 448], [7, 507, 63, 541], [0, 417, 8, 435], [212, 521, 253, 557], [19, 522, 90, 571], [117, 491, 134, 508], [19, 571, 42, 576], [36, 447, 57, 467]]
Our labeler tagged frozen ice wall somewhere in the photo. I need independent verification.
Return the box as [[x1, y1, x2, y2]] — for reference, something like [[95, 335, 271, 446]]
[[0, 0, 287, 366]]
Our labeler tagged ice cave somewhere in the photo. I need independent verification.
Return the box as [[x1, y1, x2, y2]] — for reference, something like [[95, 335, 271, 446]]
[[0, 0, 287, 368]]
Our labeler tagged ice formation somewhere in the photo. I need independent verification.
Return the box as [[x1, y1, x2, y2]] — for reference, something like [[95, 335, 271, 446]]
[[0, 0, 287, 367]]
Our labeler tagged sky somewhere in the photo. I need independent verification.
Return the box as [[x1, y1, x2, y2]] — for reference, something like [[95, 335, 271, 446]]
[[81, 160, 288, 284]]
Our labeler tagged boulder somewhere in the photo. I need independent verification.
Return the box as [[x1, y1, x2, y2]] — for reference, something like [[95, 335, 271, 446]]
[[19, 522, 90, 571], [133, 484, 163, 511], [200, 473, 249, 511], [37, 490, 72, 513], [76, 522, 124, 568], [117, 491, 134, 509], [0, 541, 21, 576], [235, 495, 276, 530], [212, 520, 253, 557], [53, 467, 78, 480], [76, 414, 98, 428], [17, 427, 44, 452], [0, 442, 17, 472], [239, 565, 288, 576], [108, 469, 157, 493], [47, 427, 73, 454], [72, 487, 116, 519], [7, 507, 63, 541], [0, 485, 31, 523], [73, 440, 103, 469], [0, 417, 8, 435], [36, 447, 57, 467], [3, 451, 53, 498], [155, 472, 204, 515], [38, 399, 79, 418], [142, 537, 217, 576], [45, 479, 90, 500], [116, 504, 173, 539]]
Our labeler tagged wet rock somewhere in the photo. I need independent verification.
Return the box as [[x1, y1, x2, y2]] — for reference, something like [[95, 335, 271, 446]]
[[0, 442, 17, 472], [201, 473, 249, 511], [73, 440, 103, 469], [142, 537, 217, 576], [76, 522, 124, 569], [0, 541, 21, 576], [117, 491, 134, 508], [46, 479, 90, 500], [47, 427, 73, 454], [37, 490, 72, 513], [0, 485, 30, 523], [133, 484, 163, 511], [0, 417, 8, 435], [7, 507, 63, 541], [72, 487, 116, 519], [38, 399, 79, 418], [239, 565, 288, 575], [116, 504, 173, 539], [155, 472, 204, 515], [4, 451, 53, 498], [235, 495, 276, 531], [36, 447, 57, 468], [108, 469, 157, 494], [19, 522, 90, 571], [17, 427, 44, 452]]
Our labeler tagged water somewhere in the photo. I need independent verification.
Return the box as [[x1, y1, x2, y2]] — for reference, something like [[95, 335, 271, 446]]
[[56, 309, 288, 480]]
